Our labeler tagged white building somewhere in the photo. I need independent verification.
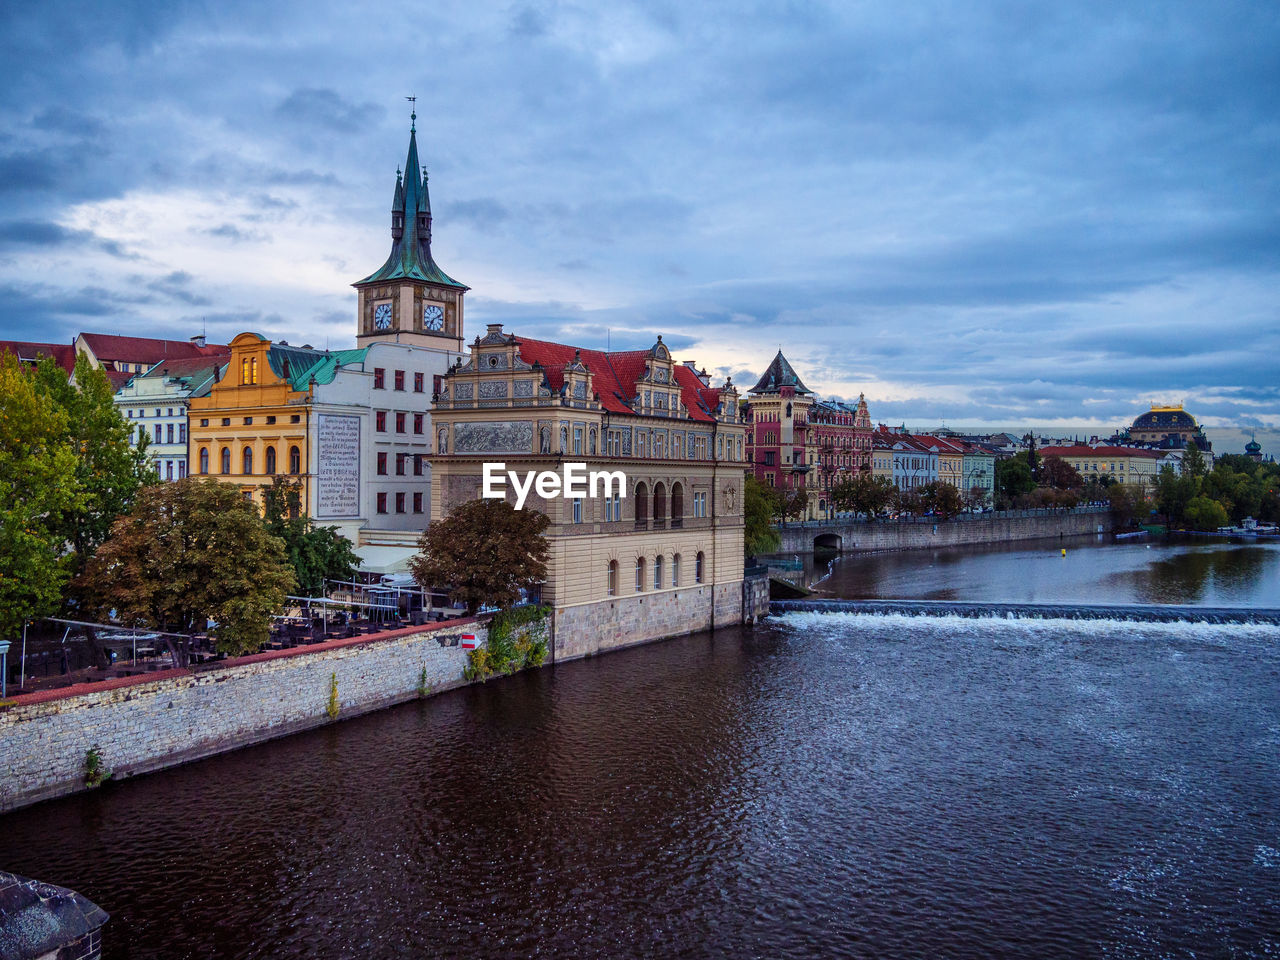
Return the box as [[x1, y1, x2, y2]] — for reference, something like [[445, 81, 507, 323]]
[[115, 355, 227, 482]]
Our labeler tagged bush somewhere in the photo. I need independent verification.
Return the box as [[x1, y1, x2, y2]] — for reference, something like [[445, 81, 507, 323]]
[[1184, 496, 1230, 532], [463, 605, 550, 681]]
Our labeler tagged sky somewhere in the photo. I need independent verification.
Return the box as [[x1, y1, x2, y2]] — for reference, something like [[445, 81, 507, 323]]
[[1, 0, 1277, 452]]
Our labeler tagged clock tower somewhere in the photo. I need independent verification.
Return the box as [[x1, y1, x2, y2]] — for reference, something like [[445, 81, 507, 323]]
[[354, 111, 468, 351]]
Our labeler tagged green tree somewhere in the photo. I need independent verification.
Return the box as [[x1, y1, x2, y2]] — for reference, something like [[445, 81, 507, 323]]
[[996, 454, 1036, 504], [410, 498, 550, 615], [920, 481, 963, 519], [0, 353, 85, 643], [1181, 441, 1208, 479], [262, 477, 359, 596], [34, 354, 154, 574], [743, 474, 781, 556], [74, 479, 297, 655], [1155, 465, 1199, 524], [1107, 483, 1147, 526], [775, 487, 809, 524], [1183, 496, 1229, 532], [834, 472, 896, 518]]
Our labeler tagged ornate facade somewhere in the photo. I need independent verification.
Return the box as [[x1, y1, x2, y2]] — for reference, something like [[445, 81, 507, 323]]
[[429, 325, 748, 656]]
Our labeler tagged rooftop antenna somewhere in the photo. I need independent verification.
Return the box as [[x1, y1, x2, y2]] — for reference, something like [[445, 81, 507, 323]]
[[406, 95, 416, 132]]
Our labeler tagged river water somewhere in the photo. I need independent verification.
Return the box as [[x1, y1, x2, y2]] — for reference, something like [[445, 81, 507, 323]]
[[2, 539, 1278, 958]]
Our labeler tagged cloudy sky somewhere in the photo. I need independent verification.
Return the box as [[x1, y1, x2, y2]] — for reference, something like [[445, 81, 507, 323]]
[[2, 0, 1277, 448]]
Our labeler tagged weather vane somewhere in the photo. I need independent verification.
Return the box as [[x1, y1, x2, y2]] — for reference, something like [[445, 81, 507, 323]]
[[406, 95, 417, 131]]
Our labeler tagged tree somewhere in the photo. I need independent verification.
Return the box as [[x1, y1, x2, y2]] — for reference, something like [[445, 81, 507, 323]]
[[1041, 456, 1084, 490], [34, 354, 154, 574], [920, 481, 963, 519], [1183, 496, 1229, 532], [895, 488, 926, 517], [74, 479, 297, 655], [1182, 441, 1208, 479], [0, 353, 85, 644], [776, 487, 809, 524], [1107, 483, 1146, 526], [743, 475, 781, 556], [262, 477, 359, 596], [1155, 465, 1198, 524], [996, 454, 1036, 505], [834, 472, 896, 518], [411, 498, 549, 615]]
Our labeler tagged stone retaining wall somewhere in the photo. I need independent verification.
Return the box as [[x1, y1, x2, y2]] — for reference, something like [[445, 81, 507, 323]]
[[775, 510, 1114, 554], [0, 621, 479, 814]]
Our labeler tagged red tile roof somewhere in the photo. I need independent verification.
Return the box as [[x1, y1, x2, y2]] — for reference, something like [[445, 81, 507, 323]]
[[511, 336, 724, 422], [78, 333, 227, 367], [0, 339, 77, 374], [136, 352, 230, 379], [103, 369, 134, 390], [1040, 445, 1163, 459]]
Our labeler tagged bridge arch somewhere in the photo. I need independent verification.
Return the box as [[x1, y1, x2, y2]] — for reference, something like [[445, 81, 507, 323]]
[[814, 533, 843, 552]]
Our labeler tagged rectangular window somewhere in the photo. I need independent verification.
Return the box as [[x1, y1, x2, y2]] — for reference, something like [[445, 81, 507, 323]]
[[179, 423, 186, 442], [373, 368, 385, 389], [201, 419, 209, 427], [395, 412, 406, 433], [377, 452, 387, 475], [291, 414, 301, 423], [266, 415, 276, 425], [153, 424, 161, 442], [243, 417, 252, 425], [395, 492, 406, 513], [376, 492, 387, 514], [413, 492, 424, 513], [572, 498, 582, 523], [573, 427, 582, 455], [178, 461, 186, 479], [166, 424, 174, 443], [395, 453, 405, 476], [166, 461, 174, 480], [414, 372, 425, 392], [394, 370, 405, 391], [376, 411, 387, 432], [433, 375, 443, 397], [413, 413, 424, 434], [413, 455, 423, 476]]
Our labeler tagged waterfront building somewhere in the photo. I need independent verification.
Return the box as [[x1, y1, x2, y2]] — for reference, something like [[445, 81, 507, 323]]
[[874, 426, 939, 492], [429, 324, 748, 655], [744, 351, 814, 512], [1039, 444, 1163, 490], [959, 441, 997, 506], [871, 436, 895, 484], [810, 395, 873, 517], [1124, 403, 1212, 453], [918, 434, 964, 491], [115, 354, 228, 482]]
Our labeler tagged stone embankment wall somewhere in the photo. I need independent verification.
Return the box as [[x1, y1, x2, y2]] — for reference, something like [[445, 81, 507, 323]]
[[0, 620, 479, 814], [775, 509, 1114, 554]]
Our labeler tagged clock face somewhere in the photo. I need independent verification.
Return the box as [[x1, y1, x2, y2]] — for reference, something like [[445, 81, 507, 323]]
[[374, 303, 392, 330], [423, 304, 444, 331]]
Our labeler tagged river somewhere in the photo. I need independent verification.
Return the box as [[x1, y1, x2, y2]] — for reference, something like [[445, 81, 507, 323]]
[[1, 538, 1277, 958]]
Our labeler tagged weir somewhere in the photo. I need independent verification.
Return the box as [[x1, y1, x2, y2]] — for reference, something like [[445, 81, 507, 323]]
[[771, 598, 1280, 625]]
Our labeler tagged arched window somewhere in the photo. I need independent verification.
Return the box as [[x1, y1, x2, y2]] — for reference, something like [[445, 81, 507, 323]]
[[654, 555, 663, 590], [672, 554, 681, 587], [199, 447, 209, 475], [606, 560, 618, 597], [589, 427, 597, 455], [695, 551, 705, 584], [634, 481, 649, 528], [289, 445, 301, 474], [265, 446, 276, 474], [670, 482, 684, 528], [653, 482, 667, 527], [220, 447, 231, 474], [242, 446, 253, 474], [635, 557, 645, 592]]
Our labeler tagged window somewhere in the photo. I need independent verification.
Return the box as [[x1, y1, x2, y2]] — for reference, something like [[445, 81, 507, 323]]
[[433, 374, 443, 397], [179, 423, 186, 443], [573, 427, 582, 455], [377, 452, 388, 475], [242, 446, 253, 474], [166, 424, 174, 443], [695, 552, 705, 583], [166, 461, 174, 481], [607, 560, 618, 597], [413, 413, 424, 434], [153, 424, 161, 442], [414, 372, 425, 393], [243, 417, 253, 425], [395, 453, 405, 476], [373, 368, 385, 389], [199, 448, 209, 474], [376, 492, 388, 513], [376, 411, 387, 432], [240, 357, 257, 385], [672, 554, 681, 587], [635, 557, 646, 592], [654, 556, 663, 590], [395, 492, 406, 513], [572, 498, 582, 523], [413, 492, 423, 513], [413, 455, 423, 476], [265, 415, 276, 425], [395, 412, 406, 433], [200, 418, 209, 427], [178, 461, 186, 479], [291, 414, 300, 423], [222, 417, 231, 426], [289, 446, 301, 474], [394, 370, 405, 391], [154, 408, 161, 418], [220, 448, 231, 474], [265, 446, 276, 474]]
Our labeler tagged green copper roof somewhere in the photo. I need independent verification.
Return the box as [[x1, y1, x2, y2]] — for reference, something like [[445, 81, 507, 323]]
[[750, 350, 812, 395], [356, 126, 468, 290], [267, 344, 369, 390]]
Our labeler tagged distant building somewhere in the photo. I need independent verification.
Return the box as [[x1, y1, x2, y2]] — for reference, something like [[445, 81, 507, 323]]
[[1126, 403, 1212, 453], [1246, 438, 1263, 463], [0, 339, 77, 374], [115, 354, 229, 482], [744, 351, 814, 506], [74, 332, 227, 390], [1038, 445, 1163, 490]]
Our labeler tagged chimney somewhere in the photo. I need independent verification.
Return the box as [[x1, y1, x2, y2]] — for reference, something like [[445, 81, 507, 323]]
[[190, 335, 206, 348], [486, 323, 504, 336]]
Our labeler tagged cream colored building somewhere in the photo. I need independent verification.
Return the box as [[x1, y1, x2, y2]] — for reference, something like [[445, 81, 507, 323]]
[[1039, 445, 1163, 491], [429, 324, 749, 659]]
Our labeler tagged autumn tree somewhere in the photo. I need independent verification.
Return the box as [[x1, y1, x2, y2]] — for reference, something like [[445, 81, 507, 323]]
[[74, 479, 296, 655], [743, 474, 781, 556], [262, 477, 359, 596], [920, 481, 963, 519], [1107, 483, 1147, 527], [0, 353, 84, 644], [1040, 456, 1084, 490], [833, 473, 896, 518], [411, 498, 550, 614]]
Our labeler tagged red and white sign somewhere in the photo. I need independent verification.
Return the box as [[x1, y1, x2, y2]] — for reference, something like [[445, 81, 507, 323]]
[[460, 634, 478, 650]]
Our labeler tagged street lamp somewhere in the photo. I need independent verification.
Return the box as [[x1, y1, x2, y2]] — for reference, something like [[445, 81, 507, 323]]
[[0, 638, 9, 699]]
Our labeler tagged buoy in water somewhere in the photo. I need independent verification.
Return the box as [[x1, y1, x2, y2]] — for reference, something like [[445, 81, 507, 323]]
[[1061, 548, 1067, 557]]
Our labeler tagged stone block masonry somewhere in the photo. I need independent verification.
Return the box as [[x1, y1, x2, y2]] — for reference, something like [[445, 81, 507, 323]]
[[0, 621, 480, 814]]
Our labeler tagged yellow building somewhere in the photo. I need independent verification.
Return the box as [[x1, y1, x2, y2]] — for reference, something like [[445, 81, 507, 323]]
[[1039, 445, 1162, 490]]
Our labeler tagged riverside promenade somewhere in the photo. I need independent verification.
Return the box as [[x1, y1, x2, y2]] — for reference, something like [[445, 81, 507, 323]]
[[775, 505, 1113, 554]]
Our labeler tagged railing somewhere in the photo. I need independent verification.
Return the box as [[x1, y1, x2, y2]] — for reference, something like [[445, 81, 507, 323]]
[[776, 505, 1110, 528]]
